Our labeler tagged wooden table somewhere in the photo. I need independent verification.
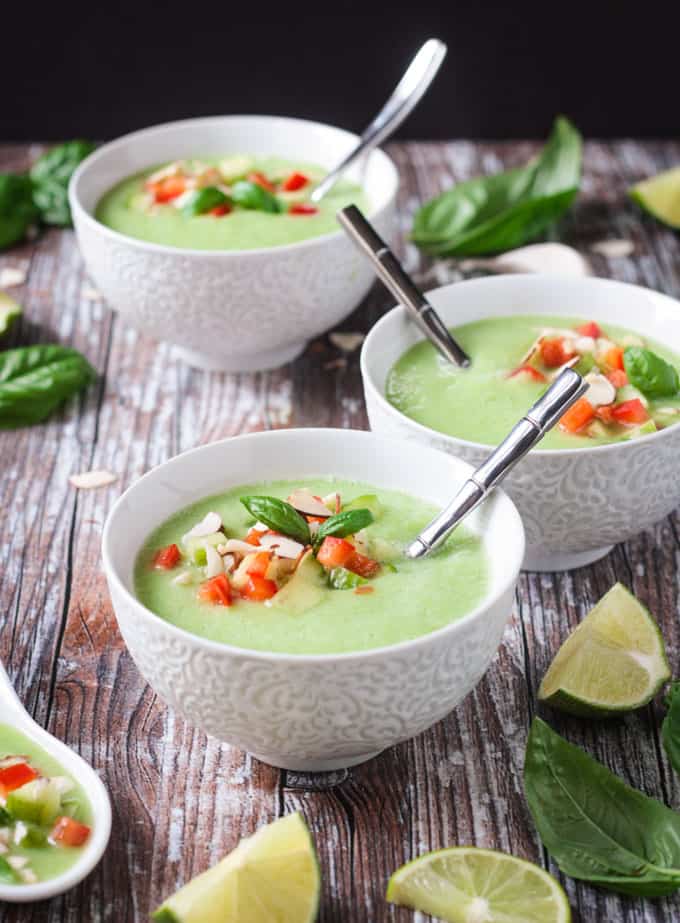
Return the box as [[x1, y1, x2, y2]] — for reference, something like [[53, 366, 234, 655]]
[[1, 139, 680, 923]]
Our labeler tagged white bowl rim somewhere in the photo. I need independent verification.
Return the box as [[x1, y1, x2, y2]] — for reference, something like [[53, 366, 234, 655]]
[[69, 114, 399, 259], [361, 274, 680, 458], [102, 428, 524, 664]]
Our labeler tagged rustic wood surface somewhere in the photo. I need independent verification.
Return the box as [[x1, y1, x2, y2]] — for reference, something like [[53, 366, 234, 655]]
[[1, 139, 680, 922]]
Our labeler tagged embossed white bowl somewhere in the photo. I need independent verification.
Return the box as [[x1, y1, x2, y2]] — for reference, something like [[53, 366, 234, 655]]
[[361, 274, 680, 572], [102, 428, 523, 771], [69, 116, 398, 372]]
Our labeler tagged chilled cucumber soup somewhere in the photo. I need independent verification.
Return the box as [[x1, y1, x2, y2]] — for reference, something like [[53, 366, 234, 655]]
[[387, 315, 680, 449], [0, 725, 93, 884], [134, 479, 488, 655], [95, 156, 368, 251]]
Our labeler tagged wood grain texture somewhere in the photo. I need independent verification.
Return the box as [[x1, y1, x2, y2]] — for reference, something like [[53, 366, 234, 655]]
[[1, 139, 679, 922]]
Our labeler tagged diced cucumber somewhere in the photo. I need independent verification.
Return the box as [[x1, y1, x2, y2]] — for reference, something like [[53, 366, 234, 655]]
[[328, 567, 367, 590], [271, 551, 326, 615], [6, 779, 61, 826], [622, 419, 657, 440], [574, 354, 595, 376], [586, 420, 609, 439], [617, 384, 649, 407], [182, 532, 224, 566], [218, 155, 253, 182], [345, 494, 384, 518], [17, 822, 48, 848], [0, 807, 12, 825], [0, 855, 16, 883]]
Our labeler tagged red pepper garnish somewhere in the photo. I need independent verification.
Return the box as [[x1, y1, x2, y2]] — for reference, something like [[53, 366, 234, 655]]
[[198, 574, 232, 606], [0, 762, 39, 798], [607, 369, 628, 389], [241, 574, 278, 601], [317, 537, 355, 569], [289, 203, 318, 216], [51, 816, 91, 847], [540, 338, 575, 368], [246, 551, 271, 578], [576, 321, 602, 339], [612, 399, 649, 425], [248, 171, 275, 192], [154, 544, 181, 570], [345, 551, 381, 579], [559, 397, 595, 433], [508, 365, 547, 383], [281, 172, 309, 192], [148, 176, 187, 203], [208, 204, 232, 217]]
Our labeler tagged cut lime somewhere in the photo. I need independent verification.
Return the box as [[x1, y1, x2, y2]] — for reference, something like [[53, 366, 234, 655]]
[[0, 292, 21, 336], [538, 582, 670, 717], [630, 166, 680, 229], [387, 847, 570, 923], [153, 812, 320, 923]]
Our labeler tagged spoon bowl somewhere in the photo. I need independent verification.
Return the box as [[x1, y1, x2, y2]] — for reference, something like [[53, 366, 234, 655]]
[[0, 662, 111, 903]]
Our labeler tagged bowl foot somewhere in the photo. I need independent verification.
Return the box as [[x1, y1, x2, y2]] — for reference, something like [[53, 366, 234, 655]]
[[249, 749, 383, 771], [523, 544, 614, 572], [172, 340, 307, 372]]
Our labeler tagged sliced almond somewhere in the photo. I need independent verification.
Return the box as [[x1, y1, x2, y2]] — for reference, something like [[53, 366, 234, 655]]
[[222, 553, 236, 573], [573, 336, 596, 354], [518, 335, 544, 366], [621, 333, 645, 348], [172, 570, 192, 586], [7, 855, 28, 870], [205, 545, 224, 578], [258, 532, 305, 559], [13, 822, 27, 846], [596, 337, 616, 356], [232, 553, 257, 590], [655, 406, 680, 415], [185, 511, 222, 538], [584, 372, 616, 407], [287, 488, 331, 518], [146, 161, 183, 184], [252, 521, 269, 532], [69, 469, 117, 490], [220, 538, 258, 556], [329, 332, 365, 352], [539, 326, 580, 340], [590, 239, 635, 259]]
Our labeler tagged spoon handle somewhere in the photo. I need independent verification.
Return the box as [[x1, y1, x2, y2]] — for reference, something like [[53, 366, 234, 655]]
[[338, 205, 470, 367], [405, 369, 588, 558], [311, 39, 447, 203]]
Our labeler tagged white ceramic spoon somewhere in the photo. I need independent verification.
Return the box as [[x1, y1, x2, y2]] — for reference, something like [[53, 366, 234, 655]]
[[0, 661, 111, 903]]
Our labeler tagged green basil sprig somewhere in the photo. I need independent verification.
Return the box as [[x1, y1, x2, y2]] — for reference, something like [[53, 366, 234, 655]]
[[327, 566, 367, 590], [0, 174, 39, 250], [0, 806, 12, 826], [231, 181, 282, 214], [412, 116, 581, 257], [623, 346, 680, 398], [30, 140, 96, 227], [0, 344, 95, 428], [0, 855, 16, 883], [240, 496, 311, 545], [183, 186, 231, 217], [315, 508, 374, 545], [525, 718, 680, 897], [662, 682, 680, 777]]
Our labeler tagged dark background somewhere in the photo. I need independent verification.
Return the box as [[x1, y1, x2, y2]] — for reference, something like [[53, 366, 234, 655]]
[[5, 0, 677, 142]]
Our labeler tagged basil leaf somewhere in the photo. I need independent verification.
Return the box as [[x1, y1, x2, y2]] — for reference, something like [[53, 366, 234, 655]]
[[0, 344, 95, 428], [240, 495, 310, 545], [328, 566, 367, 590], [412, 117, 581, 256], [525, 718, 680, 897], [623, 347, 680, 398], [183, 186, 230, 217], [662, 682, 680, 777], [231, 181, 282, 214], [0, 855, 16, 883], [30, 140, 96, 227], [0, 173, 39, 250], [316, 509, 374, 544], [0, 806, 12, 825]]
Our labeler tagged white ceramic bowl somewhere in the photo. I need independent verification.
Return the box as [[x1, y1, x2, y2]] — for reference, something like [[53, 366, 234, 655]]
[[362, 274, 680, 572], [69, 116, 398, 372], [102, 429, 524, 771]]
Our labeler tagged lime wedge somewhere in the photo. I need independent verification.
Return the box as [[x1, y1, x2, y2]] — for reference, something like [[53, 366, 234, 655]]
[[630, 166, 680, 229], [387, 847, 570, 923], [0, 292, 21, 336], [152, 812, 320, 923], [538, 582, 670, 716]]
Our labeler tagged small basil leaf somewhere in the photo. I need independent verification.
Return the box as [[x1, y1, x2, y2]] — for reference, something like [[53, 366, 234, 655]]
[[0, 173, 39, 250], [240, 496, 310, 545], [0, 805, 12, 825], [30, 140, 96, 227], [0, 344, 96, 429], [525, 718, 680, 897], [316, 509, 374, 544], [623, 347, 680, 398], [183, 186, 230, 217], [231, 181, 282, 214], [662, 682, 680, 777], [328, 566, 367, 590], [0, 855, 16, 883]]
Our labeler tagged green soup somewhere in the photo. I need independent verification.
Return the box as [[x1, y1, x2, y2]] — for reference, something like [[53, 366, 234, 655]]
[[134, 479, 489, 655], [0, 725, 93, 885], [95, 155, 368, 251], [386, 314, 680, 449]]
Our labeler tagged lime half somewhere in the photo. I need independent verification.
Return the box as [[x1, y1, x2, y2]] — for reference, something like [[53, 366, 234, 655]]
[[0, 292, 21, 336], [387, 847, 570, 923], [538, 582, 670, 717], [153, 812, 320, 923], [630, 165, 680, 229]]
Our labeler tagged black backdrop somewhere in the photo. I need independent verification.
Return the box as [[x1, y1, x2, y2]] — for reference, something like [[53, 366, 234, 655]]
[[5, 0, 678, 142]]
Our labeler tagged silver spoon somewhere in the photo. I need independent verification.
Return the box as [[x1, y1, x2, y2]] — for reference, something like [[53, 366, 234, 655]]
[[406, 368, 588, 558], [0, 661, 111, 903], [338, 205, 470, 367], [311, 38, 447, 203]]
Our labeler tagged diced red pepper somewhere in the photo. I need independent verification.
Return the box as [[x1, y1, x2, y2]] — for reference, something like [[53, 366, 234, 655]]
[[576, 321, 602, 339], [51, 816, 91, 847], [246, 551, 271, 577], [540, 338, 574, 368], [148, 176, 187, 203], [0, 762, 39, 797], [241, 574, 278, 601], [281, 172, 309, 192], [289, 203, 318, 216], [208, 204, 232, 217], [244, 529, 262, 546], [248, 171, 275, 192], [354, 585, 375, 595], [345, 551, 381, 579], [595, 405, 615, 424], [607, 369, 628, 389], [316, 537, 354, 569], [508, 365, 547, 383], [198, 574, 232, 606], [612, 398, 649, 425], [603, 346, 625, 371], [153, 543, 181, 570], [559, 397, 595, 433]]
